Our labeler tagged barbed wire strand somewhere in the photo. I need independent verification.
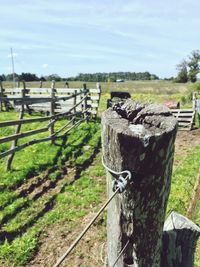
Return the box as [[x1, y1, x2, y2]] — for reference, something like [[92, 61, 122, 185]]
[[112, 240, 130, 267]]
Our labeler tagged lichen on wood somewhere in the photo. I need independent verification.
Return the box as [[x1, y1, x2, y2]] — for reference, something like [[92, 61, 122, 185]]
[[161, 211, 200, 267], [102, 99, 178, 267]]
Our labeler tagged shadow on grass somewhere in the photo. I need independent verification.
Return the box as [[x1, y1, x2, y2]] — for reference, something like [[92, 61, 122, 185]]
[[0, 139, 101, 243], [0, 131, 101, 243]]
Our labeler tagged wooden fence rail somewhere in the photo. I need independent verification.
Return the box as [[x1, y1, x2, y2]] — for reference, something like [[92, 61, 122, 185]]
[[0, 82, 101, 170], [0, 90, 89, 105], [0, 81, 101, 117], [0, 117, 85, 159], [0, 102, 86, 128]]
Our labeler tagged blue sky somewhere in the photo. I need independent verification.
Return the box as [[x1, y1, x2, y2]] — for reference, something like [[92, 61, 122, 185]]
[[1, 0, 200, 78]]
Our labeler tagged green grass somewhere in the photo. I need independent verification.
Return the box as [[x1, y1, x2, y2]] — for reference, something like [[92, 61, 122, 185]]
[[168, 145, 200, 266], [2, 80, 191, 93], [0, 109, 102, 266], [0, 153, 105, 266], [168, 146, 200, 216], [0, 81, 200, 266]]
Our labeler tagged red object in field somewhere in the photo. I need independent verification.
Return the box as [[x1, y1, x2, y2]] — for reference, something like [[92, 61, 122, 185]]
[[164, 101, 180, 109]]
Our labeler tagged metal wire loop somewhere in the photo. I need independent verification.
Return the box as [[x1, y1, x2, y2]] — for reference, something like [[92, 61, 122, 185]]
[[112, 175, 128, 193], [102, 157, 132, 193]]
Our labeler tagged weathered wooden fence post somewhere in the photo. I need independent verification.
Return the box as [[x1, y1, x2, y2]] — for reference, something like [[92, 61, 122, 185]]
[[50, 80, 56, 144], [0, 81, 3, 111], [65, 81, 69, 88], [96, 82, 101, 99], [39, 80, 43, 89], [102, 99, 177, 267], [161, 211, 200, 267], [73, 89, 77, 124], [194, 92, 200, 126], [6, 81, 26, 170], [96, 82, 101, 119], [83, 83, 88, 121], [192, 92, 197, 110]]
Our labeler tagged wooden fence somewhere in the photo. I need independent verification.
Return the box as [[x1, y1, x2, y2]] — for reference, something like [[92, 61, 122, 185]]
[[0, 81, 101, 117], [193, 91, 200, 126], [170, 109, 195, 130], [0, 81, 101, 170], [169, 92, 200, 130]]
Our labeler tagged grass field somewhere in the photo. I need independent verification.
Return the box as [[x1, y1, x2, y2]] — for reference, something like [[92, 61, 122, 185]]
[[2, 79, 192, 93], [3, 80, 194, 114], [0, 80, 199, 266]]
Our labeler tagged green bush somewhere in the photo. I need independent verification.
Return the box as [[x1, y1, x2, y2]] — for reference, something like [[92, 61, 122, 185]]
[[191, 81, 200, 93]]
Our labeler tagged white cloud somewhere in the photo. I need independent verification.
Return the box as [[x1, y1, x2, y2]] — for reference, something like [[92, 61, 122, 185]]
[[42, 63, 48, 68]]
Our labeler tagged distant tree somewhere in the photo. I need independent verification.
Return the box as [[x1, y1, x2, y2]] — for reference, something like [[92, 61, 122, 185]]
[[107, 76, 116, 82], [40, 76, 46, 82], [6, 73, 19, 81], [191, 81, 200, 93], [19, 72, 39, 81], [47, 74, 62, 81], [67, 71, 159, 82], [142, 71, 151, 80], [164, 77, 174, 81], [150, 74, 159, 80], [187, 50, 200, 83], [175, 60, 188, 83], [175, 50, 200, 83], [0, 74, 6, 81]]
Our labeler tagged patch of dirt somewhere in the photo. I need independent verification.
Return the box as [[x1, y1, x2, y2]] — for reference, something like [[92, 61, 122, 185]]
[[173, 129, 200, 168], [26, 129, 200, 267], [27, 174, 107, 267], [27, 205, 106, 267]]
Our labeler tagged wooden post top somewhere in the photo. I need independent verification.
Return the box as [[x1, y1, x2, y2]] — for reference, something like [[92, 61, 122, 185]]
[[164, 211, 200, 234], [102, 99, 178, 176], [103, 99, 177, 137]]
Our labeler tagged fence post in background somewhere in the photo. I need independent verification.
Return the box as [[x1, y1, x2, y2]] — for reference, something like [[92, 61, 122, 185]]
[[96, 82, 101, 118], [192, 92, 197, 110], [0, 81, 3, 111], [73, 89, 77, 124], [23, 81, 31, 115], [161, 211, 200, 267], [83, 83, 88, 121], [102, 100, 177, 267], [50, 80, 56, 144], [39, 80, 43, 88], [65, 81, 69, 88], [6, 81, 26, 171], [17, 80, 20, 88]]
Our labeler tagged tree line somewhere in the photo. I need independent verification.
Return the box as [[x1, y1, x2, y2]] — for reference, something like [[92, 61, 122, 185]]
[[0, 73, 63, 82], [67, 72, 159, 82], [0, 71, 159, 83], [175, 50, 200, 83], [1, 52, 199, 84]]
